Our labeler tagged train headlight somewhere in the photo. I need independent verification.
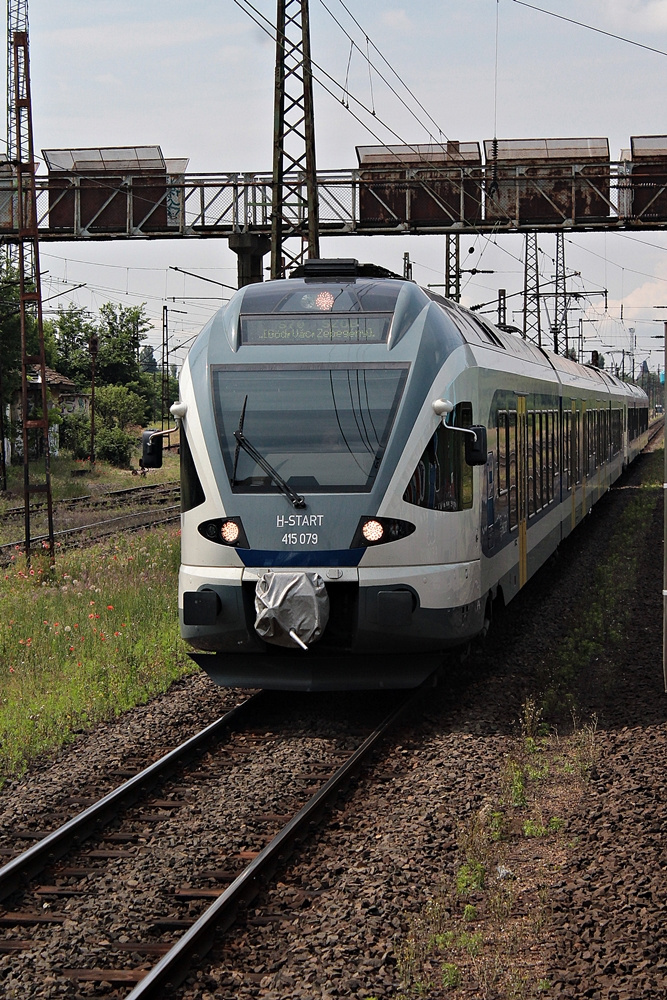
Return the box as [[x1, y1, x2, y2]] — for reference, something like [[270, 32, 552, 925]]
[[198, 517, 249, 548], [362, 519, 384, 543], [351, 516, 416, 548], [220, 520, 240, 544]]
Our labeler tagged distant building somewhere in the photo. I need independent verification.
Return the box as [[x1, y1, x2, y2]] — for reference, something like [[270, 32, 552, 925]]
[[9, 366, 89, 459]]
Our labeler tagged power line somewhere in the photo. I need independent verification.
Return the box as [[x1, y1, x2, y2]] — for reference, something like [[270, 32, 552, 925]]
[[512, 0, 667, 59]]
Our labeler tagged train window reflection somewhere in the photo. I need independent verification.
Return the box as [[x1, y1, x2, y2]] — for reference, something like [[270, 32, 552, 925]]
[[403, 402, 473, 512], [211, 364, 408, 493]]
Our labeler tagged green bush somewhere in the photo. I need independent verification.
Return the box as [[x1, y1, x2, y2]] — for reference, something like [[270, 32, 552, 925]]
[[60, 411, 91, 459], [95, 426, 134, 467]]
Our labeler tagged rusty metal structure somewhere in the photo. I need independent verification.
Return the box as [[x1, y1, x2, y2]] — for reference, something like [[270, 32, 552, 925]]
[[10, 26, 54, 562], [4, 136, 667, 243], [270, 0, 319, 278]]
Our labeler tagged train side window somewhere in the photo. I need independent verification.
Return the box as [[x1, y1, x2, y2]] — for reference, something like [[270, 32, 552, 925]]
[[508, 410, 517, 529], [527, 412, 535, 517], [611, 409, 619, 455], [497, 411, 508, 497], [574, 411, 581, 484], [562, 410, 569, 491], [403, 402, 473, 512], [180, 430, 206, 512]]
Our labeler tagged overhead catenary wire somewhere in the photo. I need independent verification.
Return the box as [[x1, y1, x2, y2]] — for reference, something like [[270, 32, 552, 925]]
[[511, 0, 667, 59]]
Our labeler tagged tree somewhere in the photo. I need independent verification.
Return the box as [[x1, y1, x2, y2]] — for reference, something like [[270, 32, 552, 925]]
[[94, 384, 146, 430], [52, 304, 98, 389], [0, 265, 57, 407], [139, 345, 158, 373], [96, 303, 151, 386]]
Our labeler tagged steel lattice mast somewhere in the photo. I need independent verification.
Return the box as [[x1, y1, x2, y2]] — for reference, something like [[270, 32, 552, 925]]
[[522, 231, 542, 346], [7, 1, 55, 563], [271, 0, 320, 278]]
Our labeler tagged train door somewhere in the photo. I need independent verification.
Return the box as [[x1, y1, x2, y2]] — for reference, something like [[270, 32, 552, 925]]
[[517, 396, 528, 588]]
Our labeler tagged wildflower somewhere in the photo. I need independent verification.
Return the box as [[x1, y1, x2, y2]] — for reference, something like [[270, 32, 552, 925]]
[[107, 605, 114, 610], [64, 626, 71, 633], [88, 613, 95, 619], [29, 569, 34, 576], [9, 667, 14, 673], [69, 646, 74, 652], [89, 601, 95, 606]]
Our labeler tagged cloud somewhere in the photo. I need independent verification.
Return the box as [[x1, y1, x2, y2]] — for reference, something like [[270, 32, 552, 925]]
[[40, 17, 240, 57], [601, 0, 667, 33], [380, 9, 414, 32]]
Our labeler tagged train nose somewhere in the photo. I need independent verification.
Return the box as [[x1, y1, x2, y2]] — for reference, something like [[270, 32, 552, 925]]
[[254, 571, 330, 650]]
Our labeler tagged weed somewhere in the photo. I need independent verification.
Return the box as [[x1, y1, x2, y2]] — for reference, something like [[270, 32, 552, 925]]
[[441, 963, 461, 988], [504, 758, 527, 807], [456, 862, 485, 895], [525, 760, 549, 781], [571, 713, 599, 776], [458, 808, 493, 867], [462, 903, 477, 922], [488, 809, 506, 841], [537, 978, 553, 992], [520, 695, 547, 741], [507, 970, 530, 998]]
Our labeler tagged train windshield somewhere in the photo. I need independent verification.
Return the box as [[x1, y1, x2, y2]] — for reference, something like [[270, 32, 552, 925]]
[[212, 364, 408, 493]]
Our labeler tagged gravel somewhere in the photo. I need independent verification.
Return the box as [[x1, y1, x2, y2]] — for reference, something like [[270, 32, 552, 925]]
[[1, 447, 664, 1000]]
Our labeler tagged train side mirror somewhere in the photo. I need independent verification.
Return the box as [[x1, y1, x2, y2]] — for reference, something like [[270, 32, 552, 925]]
[[465, 426, 487, 466], [141, 429, 163, 469]]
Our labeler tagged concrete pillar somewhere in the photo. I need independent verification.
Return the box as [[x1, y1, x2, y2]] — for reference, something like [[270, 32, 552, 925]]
[[228, 233, 271, 287]]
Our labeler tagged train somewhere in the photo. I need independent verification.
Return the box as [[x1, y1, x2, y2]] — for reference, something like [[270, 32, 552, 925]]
[[143, 258, 649, 690]]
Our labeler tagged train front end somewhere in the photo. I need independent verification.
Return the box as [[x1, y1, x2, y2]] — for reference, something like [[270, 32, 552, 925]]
[[175, 261, 485, 689]]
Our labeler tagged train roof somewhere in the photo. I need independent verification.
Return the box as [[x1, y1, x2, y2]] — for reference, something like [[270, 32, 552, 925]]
[[208, 260, 647, 404]]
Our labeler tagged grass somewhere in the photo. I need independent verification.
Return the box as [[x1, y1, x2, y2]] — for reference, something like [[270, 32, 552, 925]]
[[0, 448, 180, 511], [0, 525, 193, 781], [539, 450, 662, 716]]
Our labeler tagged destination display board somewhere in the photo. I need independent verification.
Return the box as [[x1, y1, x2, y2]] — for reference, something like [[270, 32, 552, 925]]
[[240, 314, 391, 346]]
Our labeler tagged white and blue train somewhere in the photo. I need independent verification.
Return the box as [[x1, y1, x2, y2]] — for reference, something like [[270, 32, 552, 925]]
[[144, 259, 649, 690]]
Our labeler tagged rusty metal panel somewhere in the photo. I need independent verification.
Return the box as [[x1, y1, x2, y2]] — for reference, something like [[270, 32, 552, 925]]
[[630, 135, 667, 221], [0, 161, 15, 228], [356, 143, 482, 228], [484, 138, 610, 224], [42, 147, 189, 234]]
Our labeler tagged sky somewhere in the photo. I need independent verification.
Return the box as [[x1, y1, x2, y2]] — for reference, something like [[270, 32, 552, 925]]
[[18, 0, 667, 373]]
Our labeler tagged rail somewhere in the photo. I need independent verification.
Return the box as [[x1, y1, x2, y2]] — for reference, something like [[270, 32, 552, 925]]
[[0, 694, 263, 901]]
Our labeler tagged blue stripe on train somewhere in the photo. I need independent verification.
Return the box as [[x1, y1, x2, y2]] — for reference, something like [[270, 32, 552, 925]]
[[238, 548, 365, 567]]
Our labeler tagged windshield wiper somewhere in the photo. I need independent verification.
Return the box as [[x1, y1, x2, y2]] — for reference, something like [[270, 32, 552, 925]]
[[233, 429, 306, 509], [231, 395, 248, 486]]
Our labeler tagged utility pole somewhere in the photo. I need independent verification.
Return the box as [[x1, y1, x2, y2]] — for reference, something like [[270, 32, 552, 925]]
[[445, 233, 460, 302], [271, 0, 319, 278], [10, 20, 54, 564], [161, 305, 169, 429], [523, 231, 541, 345], [552, 231, 568, 355]]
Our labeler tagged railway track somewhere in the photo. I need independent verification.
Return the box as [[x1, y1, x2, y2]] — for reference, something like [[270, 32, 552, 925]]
[[0, 482, 181, 560], [0, 680, 433, 997], [1, 482, 180, 523]]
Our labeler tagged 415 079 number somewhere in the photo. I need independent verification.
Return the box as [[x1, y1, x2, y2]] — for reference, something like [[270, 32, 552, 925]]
[[281, 533, 318, 545]]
